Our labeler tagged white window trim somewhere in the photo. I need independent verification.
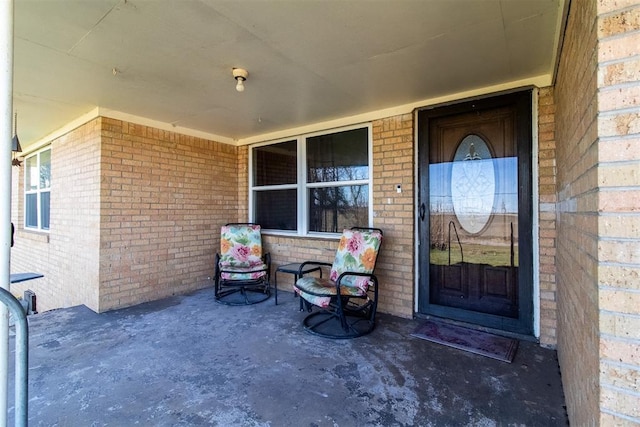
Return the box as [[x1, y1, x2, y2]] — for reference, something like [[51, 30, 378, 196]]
[[24, 146, 51, 232], [249, 123, 373, 238]]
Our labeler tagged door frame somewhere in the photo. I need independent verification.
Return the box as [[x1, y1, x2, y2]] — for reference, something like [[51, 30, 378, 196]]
[[416, 90, 534, 336]]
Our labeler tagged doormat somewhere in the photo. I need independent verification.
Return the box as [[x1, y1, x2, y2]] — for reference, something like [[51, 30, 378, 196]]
[[411, 319, 519, 363]]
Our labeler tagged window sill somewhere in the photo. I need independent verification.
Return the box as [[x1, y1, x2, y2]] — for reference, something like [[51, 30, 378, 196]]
[[17, 229, 50, 244], [262, 230, 341, 241]]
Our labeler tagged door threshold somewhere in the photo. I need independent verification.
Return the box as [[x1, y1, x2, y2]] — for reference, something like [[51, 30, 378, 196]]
[[414, 313, 538, 343]]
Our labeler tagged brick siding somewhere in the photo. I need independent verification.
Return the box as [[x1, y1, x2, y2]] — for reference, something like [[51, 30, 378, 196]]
[[98, 118, 238, 311], [554, 1, 601, 424], [10, 119, 102, 311], [555, 0, 640, 424], [371, 114, 416, 317], [596, 1, 640, 423], [11, 118, 239, 313], [237, 146, 249, 222], [537, 87, 559, 348]]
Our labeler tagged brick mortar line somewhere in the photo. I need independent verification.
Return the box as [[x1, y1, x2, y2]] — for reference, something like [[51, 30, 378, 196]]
[[597, 158, 640, 167], [599, 260, 640, 268], [597, 105, 640, 115], [600, 383, 640, 398], [556, 198, 600, 213], [600, 332, 640, 345], [598, 4, 640, 16], [598, 133, 640, 141], [598, 81, 640, 92], [596, 183, 640, 190], [594, 22, 640, 39], [598, 287, 640, 296], [557, 239, 599, 257], [598, 211, 640, 217], [600, 357, 640, 371], [600, 408, 640, 424], [597, 27, 640, 43], [600, 309, 640, 318], [597, 53, 640, 67]]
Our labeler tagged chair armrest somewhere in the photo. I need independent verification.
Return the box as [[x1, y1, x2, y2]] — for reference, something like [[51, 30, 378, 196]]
[[336, 271, 379, 292], [298, 261, 332, 277], [337, 271, 377, 281]]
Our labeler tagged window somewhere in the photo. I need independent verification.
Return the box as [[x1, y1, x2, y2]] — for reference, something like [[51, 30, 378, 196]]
[[24, 147, 51, 231], [250, 125, 371, 235], [252, 140, 298, 231]]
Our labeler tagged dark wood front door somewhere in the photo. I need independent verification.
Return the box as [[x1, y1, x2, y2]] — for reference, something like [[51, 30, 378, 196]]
[[417, 91, 533, 335]]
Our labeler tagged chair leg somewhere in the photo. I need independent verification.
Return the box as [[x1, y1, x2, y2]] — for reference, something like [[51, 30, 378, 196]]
[[338, 297, 349, 332], [302, 297, 376, 339], [214, 278, 271, 306]]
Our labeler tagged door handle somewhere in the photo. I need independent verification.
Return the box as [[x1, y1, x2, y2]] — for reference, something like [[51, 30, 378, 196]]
[[419, 203, 426, 221]]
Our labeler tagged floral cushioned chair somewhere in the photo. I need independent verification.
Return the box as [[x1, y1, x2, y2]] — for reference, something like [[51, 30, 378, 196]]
[[214, 223, 271, 305], [293, 227, 383, 338]]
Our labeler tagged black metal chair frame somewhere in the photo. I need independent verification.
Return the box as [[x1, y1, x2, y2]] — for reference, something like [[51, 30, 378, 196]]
[[297, 227, 383, 339], [214, 223, 271, 306]]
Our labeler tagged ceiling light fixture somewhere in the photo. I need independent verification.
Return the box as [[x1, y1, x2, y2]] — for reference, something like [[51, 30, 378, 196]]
[[232, 68, 248, 92]]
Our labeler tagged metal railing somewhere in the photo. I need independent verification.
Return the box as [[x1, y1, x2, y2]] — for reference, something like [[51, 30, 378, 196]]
[[0, 288, 27, 427]]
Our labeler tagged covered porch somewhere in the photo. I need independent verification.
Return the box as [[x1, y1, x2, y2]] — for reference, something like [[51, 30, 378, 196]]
[[9, 288, 567, 426], [4, 0, 640, 424]]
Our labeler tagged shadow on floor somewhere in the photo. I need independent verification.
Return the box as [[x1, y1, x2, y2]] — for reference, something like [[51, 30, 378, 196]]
[[9, 288, 568, 426]]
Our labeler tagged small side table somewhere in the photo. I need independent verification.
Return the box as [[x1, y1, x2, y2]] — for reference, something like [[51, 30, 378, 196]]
[[274, 263, 322, 306]]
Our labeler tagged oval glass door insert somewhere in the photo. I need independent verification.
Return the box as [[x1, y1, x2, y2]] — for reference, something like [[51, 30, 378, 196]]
[[450, 134, 495, 234]]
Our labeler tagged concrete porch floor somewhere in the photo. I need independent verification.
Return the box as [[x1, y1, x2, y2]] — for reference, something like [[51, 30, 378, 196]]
[[9, 288, 568, 426]]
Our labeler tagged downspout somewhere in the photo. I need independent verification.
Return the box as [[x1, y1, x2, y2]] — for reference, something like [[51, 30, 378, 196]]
[[0, 0, 14, 425]]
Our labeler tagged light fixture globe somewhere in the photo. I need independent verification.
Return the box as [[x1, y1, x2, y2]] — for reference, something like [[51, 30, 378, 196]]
[[232, 68, 248, 92]]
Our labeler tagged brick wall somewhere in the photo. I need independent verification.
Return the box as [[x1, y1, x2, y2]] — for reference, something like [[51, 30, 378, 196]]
[[555, 0, 601, 424], [11, 117, 238, 313], [596, 1, 640, 423], [555, 0, 606, 424], [555, 1, 640, 423], [371, 114, 415, 317], [98, 118, 238, 311], [11, 119, 102, 312], [537, 87, 559, 347], [238, 145, 249, 222]]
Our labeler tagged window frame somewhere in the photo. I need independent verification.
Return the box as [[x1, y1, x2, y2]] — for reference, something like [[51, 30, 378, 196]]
[[24, 146, 52, 232], [249, 123, 373, 237]]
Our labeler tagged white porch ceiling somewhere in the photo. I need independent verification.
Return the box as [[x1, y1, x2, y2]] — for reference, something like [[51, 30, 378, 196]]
[[13, 0, 566, 147]]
